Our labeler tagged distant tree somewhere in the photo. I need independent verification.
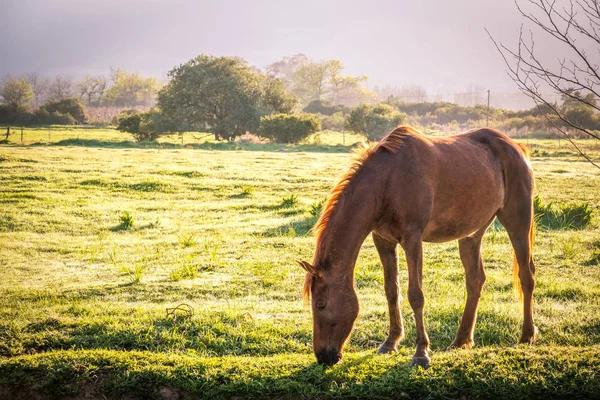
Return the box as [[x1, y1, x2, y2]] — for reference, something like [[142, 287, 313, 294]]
[[103, 68, 161, 107], [375, 85, 423, 102], [40, 98, 87, 124], [327, 60, 368, 104], [291, 60, 331, 104], [159, 55, 295, 140], [290, 59, 372, 106], [266, 54, 309, 88], [25, 73, 49, 107], [48, 76, 74, 101], [258, 113, 321, 143], [77, 75, 107, 106], [345, 103, 406, 141], [488, 0, 600, 168], [261, 75, 298, 114], [0, 76, 34, 110]]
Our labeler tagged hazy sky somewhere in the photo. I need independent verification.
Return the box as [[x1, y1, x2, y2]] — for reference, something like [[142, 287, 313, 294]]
[[0, 0, 561, 93]]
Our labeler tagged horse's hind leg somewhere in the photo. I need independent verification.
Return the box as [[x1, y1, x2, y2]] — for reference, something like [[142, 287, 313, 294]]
[[373, 233, 404, 354], [497, 207, 536, 344], [449, 220, 493, 349]]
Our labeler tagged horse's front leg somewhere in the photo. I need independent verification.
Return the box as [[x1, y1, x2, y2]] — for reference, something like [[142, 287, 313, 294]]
[[372, 233, 404, 354], [401, 233, 430, 369]]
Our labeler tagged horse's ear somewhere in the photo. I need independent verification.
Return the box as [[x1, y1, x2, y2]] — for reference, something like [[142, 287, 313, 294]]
[[297, 260, 317, 277]]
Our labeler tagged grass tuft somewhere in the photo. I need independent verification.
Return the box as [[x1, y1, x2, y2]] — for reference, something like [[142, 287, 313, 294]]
[[118, 211, 134, 230], [534, 196, 593, 230], [281, 194, 299, 208]]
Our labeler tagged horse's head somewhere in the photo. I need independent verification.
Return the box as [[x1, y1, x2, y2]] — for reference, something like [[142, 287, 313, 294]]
[[299, 260, 359, 366]]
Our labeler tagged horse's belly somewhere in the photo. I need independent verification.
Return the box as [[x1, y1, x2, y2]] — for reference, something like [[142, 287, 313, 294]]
[[422, 168, 503, 242], [422, 211, 496, 242]]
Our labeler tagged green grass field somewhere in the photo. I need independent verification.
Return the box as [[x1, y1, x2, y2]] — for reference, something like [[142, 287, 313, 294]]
[[1, 127, 599, 399]]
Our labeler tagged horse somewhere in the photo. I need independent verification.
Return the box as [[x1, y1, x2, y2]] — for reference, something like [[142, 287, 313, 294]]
[[298, 125, 536, 368]]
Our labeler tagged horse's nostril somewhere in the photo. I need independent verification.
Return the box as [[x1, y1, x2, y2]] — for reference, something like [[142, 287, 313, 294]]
[[316, 348, 342, 365]]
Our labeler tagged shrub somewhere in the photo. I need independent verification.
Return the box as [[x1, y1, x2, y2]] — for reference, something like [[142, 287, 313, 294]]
[[320, 111, 346, 131], [117, 108, 169, 142], [346, 103, 406, 141], [534, 196, 593, 230], [39, 98, 87, 124], [258, 113, 320, 143], [34, 109, 76, 125]]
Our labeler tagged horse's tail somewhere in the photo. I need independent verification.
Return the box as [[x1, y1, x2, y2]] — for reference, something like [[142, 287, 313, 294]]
[[513, 142, 534, 300], [513, 217, 534, 300], [517, 143, 531, 160]]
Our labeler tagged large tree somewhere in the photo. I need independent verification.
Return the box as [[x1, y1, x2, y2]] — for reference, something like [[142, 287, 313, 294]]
[[488, 0, 600, 168], [0, 76, 34, 110], [159, 55, 296, 140]]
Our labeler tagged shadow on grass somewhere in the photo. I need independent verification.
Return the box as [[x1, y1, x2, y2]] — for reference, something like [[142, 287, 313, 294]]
[[262, 215, 318, 237], [24, 138, 355, 153]]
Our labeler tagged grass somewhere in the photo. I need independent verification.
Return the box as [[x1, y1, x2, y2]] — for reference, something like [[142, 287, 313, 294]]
[[0, 128, 599, 398], [534, 196, 593, 230]]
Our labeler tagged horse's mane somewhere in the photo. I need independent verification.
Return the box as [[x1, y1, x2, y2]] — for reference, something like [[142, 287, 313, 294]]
[[303, 126, 420, 300], [312, 125, 419, 248]]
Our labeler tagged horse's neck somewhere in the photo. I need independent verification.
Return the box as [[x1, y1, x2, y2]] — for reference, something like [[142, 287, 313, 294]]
[[313, 189, 376, 273]]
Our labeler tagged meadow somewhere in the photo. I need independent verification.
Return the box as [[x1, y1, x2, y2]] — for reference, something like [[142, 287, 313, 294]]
[[0, 127, 599, 399]]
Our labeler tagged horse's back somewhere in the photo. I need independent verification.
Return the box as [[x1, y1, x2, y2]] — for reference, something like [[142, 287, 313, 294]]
[[374, 128, 532, 243]]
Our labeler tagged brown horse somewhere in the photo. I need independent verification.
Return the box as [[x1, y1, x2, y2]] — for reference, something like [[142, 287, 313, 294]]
[[299, 125, 536, 368]]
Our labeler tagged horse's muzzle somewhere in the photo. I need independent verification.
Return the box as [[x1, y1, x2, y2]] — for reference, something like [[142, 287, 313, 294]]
[[315, 347, 342, 365]]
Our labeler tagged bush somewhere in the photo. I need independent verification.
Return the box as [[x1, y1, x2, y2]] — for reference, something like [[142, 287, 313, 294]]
[[258, 113, 320, 143], [534, 196, 593, 230], [117, 108, 169, 142], [320, 111, 346, 131], [34, 109, 76, 125], [39, 98, 87, 124], [346, 103, 406, 141]]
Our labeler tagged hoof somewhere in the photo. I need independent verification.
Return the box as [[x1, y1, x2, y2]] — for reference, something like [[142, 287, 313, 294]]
[[447, 340, 474, 351], [409, 355, 430, 369], [376, 344, 398, 354], [519, 325, 538, 344]]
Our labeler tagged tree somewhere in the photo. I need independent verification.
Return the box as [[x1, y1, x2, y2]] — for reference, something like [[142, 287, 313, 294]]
[[48, 76, 74, 101], [159, 55, 295, 140], [267, 54, 309, 88], [40, 98, 87, 124], [77, 75, 107, 106], [25, 73, 49, 107], [0, 76, 34, 110], [103, 68, 161, 107], [488, 0, 600, 168], [261, 75, 298, 114], [290, 59, 372, 106]]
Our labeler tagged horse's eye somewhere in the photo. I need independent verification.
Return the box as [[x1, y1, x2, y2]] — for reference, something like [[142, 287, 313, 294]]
[[316, 303, 327, 311]]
